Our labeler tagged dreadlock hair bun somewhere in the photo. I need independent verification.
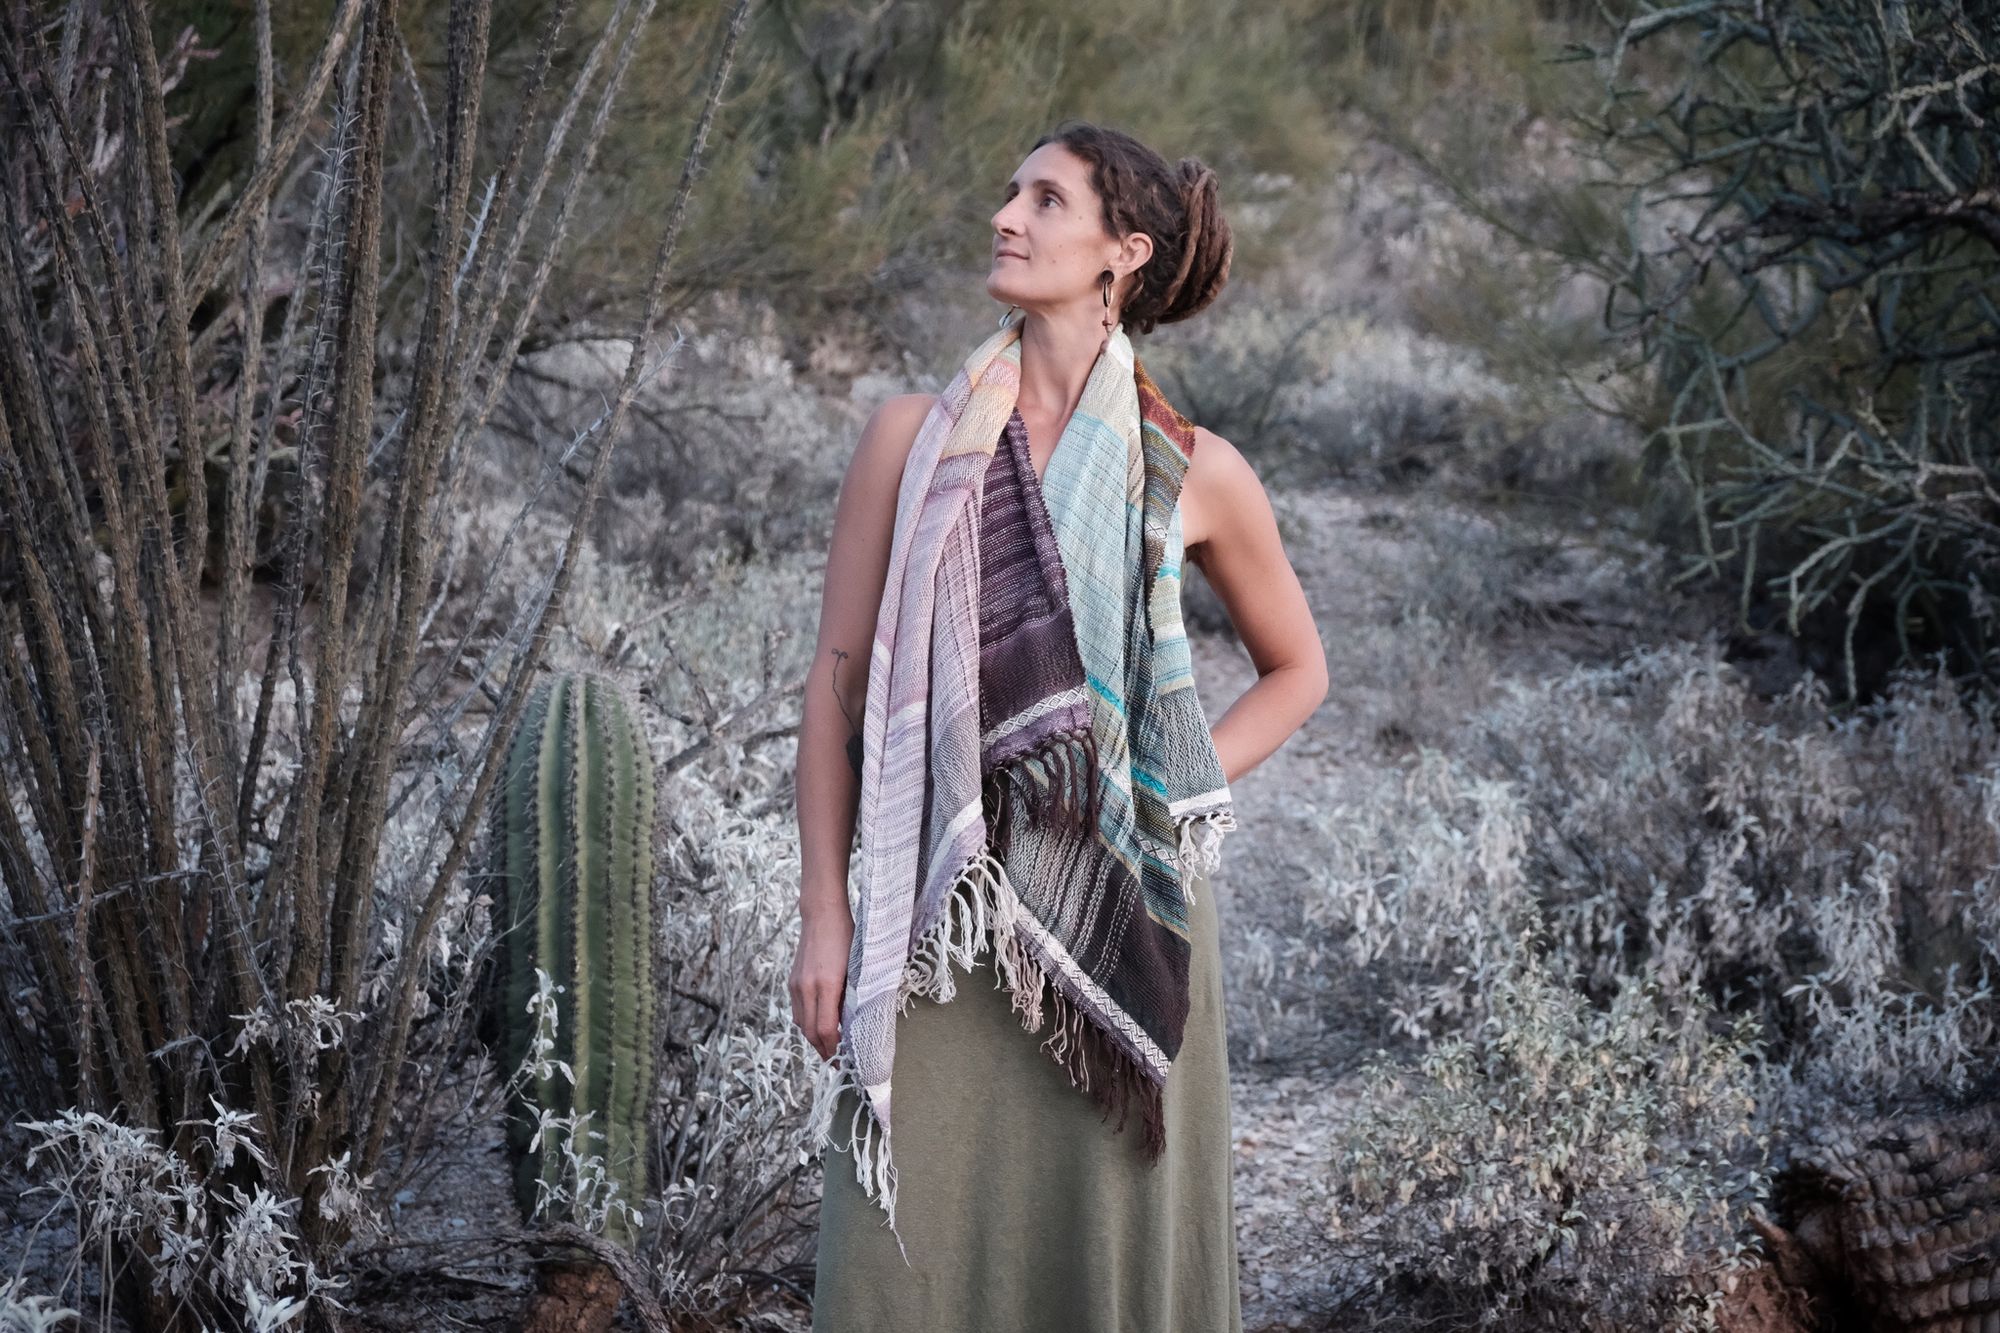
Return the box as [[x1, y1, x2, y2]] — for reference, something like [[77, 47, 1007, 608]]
[[1031, 121, 1234, 336]]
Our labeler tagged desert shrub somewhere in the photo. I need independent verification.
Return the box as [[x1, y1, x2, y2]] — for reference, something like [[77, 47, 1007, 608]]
[[1326, 935, 1769, 1333], [640, 749, 825, 1321], [495, 311, 860, 587], [11, 1105, 365, 1330], [1149, 298, 1517, 490], [1241, 636, 2000, 1326], [1373, 509, 1562, 643], [0, 1278, 81, 1333], [1277, 642, 1998, 1114], [1469, 645, 2000, 1121]]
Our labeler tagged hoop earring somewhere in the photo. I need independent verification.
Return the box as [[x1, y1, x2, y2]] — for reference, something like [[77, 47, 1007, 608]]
[[1099, 271, 1116, 352], [1000, 303, 1019, 328]]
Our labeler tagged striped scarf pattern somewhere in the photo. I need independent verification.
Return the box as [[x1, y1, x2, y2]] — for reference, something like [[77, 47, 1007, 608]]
[[806, 310, 1236, 1263]]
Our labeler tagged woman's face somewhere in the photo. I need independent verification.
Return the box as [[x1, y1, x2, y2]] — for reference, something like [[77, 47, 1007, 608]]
[[986, 142, 1149, 317]]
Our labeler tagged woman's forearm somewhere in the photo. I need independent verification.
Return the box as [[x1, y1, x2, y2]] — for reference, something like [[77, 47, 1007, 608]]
[[795, 651, 864, 925], [1206, 660, 1328, 787]]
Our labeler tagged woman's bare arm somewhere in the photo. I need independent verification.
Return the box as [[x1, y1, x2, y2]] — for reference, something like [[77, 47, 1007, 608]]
[[790, 392, 935, 1061], [1183, 425, 1328, 785]]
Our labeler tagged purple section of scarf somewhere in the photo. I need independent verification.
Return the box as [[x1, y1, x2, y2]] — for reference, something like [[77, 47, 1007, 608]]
[[975, 408, 1096, 770]]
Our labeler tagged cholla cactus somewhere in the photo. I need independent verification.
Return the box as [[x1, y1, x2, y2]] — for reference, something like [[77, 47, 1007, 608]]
[[485, 671, 658, 1249]]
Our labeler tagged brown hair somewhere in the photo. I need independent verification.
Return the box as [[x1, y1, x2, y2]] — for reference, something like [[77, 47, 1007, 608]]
[[1031, 120, 1234, 336]]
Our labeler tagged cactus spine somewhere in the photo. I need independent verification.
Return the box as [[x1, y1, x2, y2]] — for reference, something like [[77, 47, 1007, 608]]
[[488, 670, 656, 1249]]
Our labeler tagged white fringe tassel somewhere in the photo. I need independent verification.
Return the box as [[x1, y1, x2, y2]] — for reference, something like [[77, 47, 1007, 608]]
[[1174, 806, 1236, 907], [803, 809, 1236, 1266], [803, 1037, 909, 1264]]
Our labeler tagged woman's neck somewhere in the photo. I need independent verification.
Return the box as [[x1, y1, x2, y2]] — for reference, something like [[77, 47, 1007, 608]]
[[1015, 309, 1110, 419]]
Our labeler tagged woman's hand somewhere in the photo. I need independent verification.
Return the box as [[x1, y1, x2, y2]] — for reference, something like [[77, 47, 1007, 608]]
[[790, 903, 855, 1063]]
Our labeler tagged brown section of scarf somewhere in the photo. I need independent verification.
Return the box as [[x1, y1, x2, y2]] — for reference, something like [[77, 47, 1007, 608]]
[[973, 406, 1170, 1160], [976, 407, 1102, 854]]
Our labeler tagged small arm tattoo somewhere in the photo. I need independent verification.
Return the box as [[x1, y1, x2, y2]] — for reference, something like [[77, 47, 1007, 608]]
[[831, 648, 864, 780]]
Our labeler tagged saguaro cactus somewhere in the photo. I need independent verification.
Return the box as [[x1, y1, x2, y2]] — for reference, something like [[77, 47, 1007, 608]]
[[486, 670, 657, 1252]]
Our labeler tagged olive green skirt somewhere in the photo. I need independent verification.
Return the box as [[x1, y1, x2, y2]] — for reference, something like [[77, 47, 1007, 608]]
[[810, 864, 1243, 1332]]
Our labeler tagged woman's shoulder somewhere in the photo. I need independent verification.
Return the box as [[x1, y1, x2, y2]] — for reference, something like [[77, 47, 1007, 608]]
[[1181, 423, 1257, 558], [843, 393, 936, 493], [872, 390, 940, 440], [1187, 423, 1247, 469]]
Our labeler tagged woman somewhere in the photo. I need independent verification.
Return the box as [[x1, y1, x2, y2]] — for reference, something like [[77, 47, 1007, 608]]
[[790, 120, 1327, 1332]]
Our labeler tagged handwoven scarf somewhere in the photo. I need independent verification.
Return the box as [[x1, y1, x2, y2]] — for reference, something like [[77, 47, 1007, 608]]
[[806, 309, 1236, 1263]]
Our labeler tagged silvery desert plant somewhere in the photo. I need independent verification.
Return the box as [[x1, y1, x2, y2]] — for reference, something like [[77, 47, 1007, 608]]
[[1327, 927, 1769, 1333], [1255, 638, 1999, 1329], [0, 1278, 81, 1333], [1279, 642, 1998, 1119]]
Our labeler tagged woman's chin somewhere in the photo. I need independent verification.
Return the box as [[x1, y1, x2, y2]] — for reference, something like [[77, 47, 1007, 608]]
[[984, 272, 1032, 306]]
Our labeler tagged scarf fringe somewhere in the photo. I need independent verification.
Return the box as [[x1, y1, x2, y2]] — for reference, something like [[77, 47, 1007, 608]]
[[805, 807, 1232, 1263], [802, 1037, 909, 1265], [1174, 805, 1237, 908], [916, 849, 1169, 1162], [982, 728, 1101, 859]]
